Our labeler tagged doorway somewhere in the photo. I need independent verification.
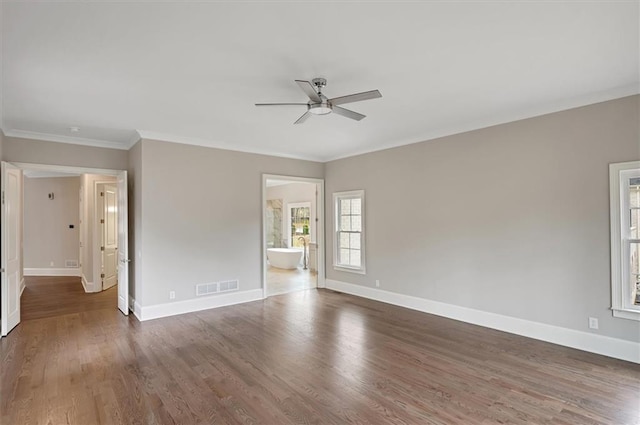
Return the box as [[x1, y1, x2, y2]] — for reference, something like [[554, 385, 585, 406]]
[[262, 175, 325, 297], [1, 161, 129, 337]]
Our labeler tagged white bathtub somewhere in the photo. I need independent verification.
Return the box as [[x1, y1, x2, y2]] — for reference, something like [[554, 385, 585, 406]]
[[267, 248, 303, 269]]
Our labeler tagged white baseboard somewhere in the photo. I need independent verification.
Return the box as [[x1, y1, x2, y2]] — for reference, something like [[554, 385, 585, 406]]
[[128, 297, 143, 321], [138, 289, 264, 321], [24, 267, 81, 277], [81, 274, 100, 293], [326, 279, 640, 364]]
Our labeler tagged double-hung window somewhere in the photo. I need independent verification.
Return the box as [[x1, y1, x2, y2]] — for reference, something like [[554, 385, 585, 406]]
[[610, 161, 640, 320], [334, 190, 365, 274]]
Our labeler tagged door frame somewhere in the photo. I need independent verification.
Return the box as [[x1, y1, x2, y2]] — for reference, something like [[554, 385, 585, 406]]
[[1, 161, 130, 333], [262, 174, 325, 298]]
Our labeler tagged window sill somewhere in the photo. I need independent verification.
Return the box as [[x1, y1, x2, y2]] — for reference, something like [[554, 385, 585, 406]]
[[333, 265, 366, 275], [612, 308, 640, 321]]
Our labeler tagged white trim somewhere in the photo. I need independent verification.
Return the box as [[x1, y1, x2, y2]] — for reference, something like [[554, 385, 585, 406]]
[[262, 174, 326, 299], [24, 267, 81, 277], [139, 130, 318, 161], [3, 129, 132, 150], [325, 279, 640, 364], [128, 297, 142, 320], [11, 162, 122, 177], [333, 190, 366, 274], [610, 161, 640, 321], [323, 86, 640, 162], [138, 289, 263, 321], [81, 274, 99, 293], [20, 278, 25, 296]]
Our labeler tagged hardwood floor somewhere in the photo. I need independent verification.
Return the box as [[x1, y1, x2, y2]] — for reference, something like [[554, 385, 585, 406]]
[[1, 288, 639, 424], [266, 265, 317, 296], [20, 276, 117, 321]]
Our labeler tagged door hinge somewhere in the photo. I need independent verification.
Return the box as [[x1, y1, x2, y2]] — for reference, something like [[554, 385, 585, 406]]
[[101, 273, 105, 278], [1, 191, 4, 205], [100, 219, 104, 224], [100, 192, 104, 197], [100, 246, 105, 251]]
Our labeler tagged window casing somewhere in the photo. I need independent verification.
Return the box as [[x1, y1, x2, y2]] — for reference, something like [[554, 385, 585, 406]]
[[610, 161, 640, 321], [334, 190, 365, 274]]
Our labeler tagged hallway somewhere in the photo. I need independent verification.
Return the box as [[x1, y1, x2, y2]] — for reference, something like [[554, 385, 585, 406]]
[[21, 276, 117, 321]]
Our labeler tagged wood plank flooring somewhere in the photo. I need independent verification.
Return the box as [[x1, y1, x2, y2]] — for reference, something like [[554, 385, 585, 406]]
[[20, 276, 117, 321], [1, 287, 639, 424]]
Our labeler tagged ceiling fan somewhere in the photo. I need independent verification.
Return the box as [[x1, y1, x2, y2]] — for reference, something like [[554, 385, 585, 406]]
[[255, 78, 382, 124]]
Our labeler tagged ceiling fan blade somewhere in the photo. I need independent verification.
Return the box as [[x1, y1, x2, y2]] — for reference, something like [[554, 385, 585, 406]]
[[329, 89, 382, 106], [294, 110, 312, 124], [295, 80, 322, 103], [332, 106, 366, 121], [255, 103, 308, 106]]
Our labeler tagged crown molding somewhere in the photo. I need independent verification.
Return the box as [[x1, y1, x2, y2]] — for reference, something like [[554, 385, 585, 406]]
[[324, 85, 640, 162], [3, 129, 131, 150], [136, 130, 323, 162]]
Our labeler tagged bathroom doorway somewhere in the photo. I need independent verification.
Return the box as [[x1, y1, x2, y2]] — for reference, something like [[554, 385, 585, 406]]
[[262, 175, 325, 297]]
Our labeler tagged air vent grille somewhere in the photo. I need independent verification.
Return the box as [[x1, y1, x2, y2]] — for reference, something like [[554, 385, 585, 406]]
[[196, 282, 218, 296], [219, 280, 239, 293], [65, 260, 79, 268], [195, 280, 239, 296]]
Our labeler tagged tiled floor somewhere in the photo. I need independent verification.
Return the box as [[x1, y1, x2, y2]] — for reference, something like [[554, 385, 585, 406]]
[[267, 265, 317, 296]]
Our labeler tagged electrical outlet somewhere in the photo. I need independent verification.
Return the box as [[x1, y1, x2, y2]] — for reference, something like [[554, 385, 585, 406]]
[[588, 317, 599, 330], [375, 279, 380, 287], [169, 291, 175, 300], [50, 261, 54, 267]]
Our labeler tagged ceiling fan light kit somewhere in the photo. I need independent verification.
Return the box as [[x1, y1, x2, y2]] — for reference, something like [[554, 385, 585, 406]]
[[256, 77, 382, 124]]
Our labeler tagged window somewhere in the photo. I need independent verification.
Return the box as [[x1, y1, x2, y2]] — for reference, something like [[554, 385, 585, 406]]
[[610, 161, 640, 321], [289, 202, 310, 248], [334, 190, 365, 274]]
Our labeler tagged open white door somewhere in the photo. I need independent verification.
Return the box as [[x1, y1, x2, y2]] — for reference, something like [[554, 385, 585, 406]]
[[1, 162, 22, 336], [101, 184, 118, 291], [116, 171, 129, 315]]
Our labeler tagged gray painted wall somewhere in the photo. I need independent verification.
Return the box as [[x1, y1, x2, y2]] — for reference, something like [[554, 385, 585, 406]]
[[24, 176, 80, 269], [138, 139, 324, 306], [325, 95, 640, 343], [3, 136, 128, 170]]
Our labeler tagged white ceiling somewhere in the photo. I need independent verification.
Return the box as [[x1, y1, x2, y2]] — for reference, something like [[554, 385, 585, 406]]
[[2, 1, 638, 162]]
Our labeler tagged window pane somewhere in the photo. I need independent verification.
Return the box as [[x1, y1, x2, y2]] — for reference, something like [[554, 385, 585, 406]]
[[351, 216, 361, 232], [340, 216, 351, 231], [340, 232, 350, 249], [630, 180, 640, 207], [340, 249, 350, 265], [340, 199, 351, 215], [350, 233, 360, 249], [631, 242, 640, 305], [351, 198, 361, 215], [349, 249, 361, 267], [632, 209, 640, 240]]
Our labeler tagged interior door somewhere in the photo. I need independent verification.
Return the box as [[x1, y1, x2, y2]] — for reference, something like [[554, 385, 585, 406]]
[[1, 162, 22, 336], [102, 184, 118, 290], [116, 171, 129, 315]]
